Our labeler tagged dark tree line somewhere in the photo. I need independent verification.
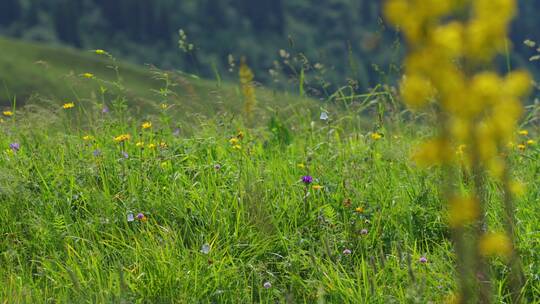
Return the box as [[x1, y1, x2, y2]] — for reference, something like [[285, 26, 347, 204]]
[[1, 0, 539, 92]]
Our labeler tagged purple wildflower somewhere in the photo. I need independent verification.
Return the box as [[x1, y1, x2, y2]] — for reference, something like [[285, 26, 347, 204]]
[[343, 249, 352, 255], [137, 213, 145, 220], [263, 281, 272, 289], [301, 175, 313, 184], [121, 151, 129, 159], [419, 256, 428, 264], [93, 149, 102, 157], [173, 128, 181, 137], [9, 142, 20, 152], [102, 106, 109, 114]]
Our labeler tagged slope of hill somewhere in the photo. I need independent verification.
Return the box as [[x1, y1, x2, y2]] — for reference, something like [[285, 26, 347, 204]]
[[0, 36, 315, 119]]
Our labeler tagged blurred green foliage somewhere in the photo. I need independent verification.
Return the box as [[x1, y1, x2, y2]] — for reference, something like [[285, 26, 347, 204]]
[[0, 0, 539, 96]]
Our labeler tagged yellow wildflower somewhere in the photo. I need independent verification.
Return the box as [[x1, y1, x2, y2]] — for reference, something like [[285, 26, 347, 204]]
[[136, 141, 145, 148], [239, 58, 256, 119], [147, 143, 157, 149], [527, 139, 535, 145], [159, 142, 168, 148], [312, 185, 323, 190], [82, 73, 95, 79], [83, 135, 94, 141], [448, 196, 479, 228], [517, 144, 526, 151], [114, 134, 131, 142], [237, 131, 245, 140], [160, 103, 169, 110], [232, 144, 242, 150], [297, 163, 305, 169], [229, 138, 240, 145], [518, 130, 529, 136], [355, 207, 364, 214], [141, 122, 152, 130], [63, 103, 75, 109], [2, 111, 13, 117], [479, 232, 513, 258], [371, 132, 383, 140], [95, 49, 106, 55]]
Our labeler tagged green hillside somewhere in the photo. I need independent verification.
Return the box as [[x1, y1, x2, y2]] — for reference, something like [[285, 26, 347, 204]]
[[0, 36, 315, 119]]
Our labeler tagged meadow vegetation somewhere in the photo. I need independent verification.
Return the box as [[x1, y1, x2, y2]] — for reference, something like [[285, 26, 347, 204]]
[[1, 0, 540, 303]]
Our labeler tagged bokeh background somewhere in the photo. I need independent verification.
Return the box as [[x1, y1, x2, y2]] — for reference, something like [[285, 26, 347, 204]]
[[0, 0, 539, 91]]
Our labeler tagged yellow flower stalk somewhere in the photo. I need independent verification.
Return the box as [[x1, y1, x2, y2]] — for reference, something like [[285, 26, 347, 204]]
[[385, 0, 528, 301], [2, 111, 14, 117], [479, 232, 513, 259], [239, 57, 256, 120]]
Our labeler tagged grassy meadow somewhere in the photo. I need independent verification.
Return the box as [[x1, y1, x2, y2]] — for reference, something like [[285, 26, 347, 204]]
[[1, 9, 540, 304]]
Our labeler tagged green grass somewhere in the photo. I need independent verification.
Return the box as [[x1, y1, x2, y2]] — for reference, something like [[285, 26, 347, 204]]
[[1, 36, 539, 303], [0, 98, 539, 302], [0, 36, 315, 120]]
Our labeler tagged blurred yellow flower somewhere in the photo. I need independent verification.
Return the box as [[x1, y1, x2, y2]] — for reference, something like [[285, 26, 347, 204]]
[[444, 293, 462, 304], [136, 141, 145, 148], [412, 138, 452, 166], [142, 122, 152, 129], [114, 134, 131, 142], [509, 180, 525, 197], [504, 70, 532, 98], [2, 111, 13, 117], [479, 232, 512, 258], [63, 103, 75, 109], [297, 163, 305, 169], [82, 73, 95, 79], [431, 22, 464, 57], [517, 144, 526, 151], [312, 185, 323, 190], [355, 207, 364, 214], [371, 133, 383, 140], [229, 138, 240, 145], [95, 49, 106, 55], [456, 144, 467, 156], [147, 143, 157, 149], [159, 142, 168, 148], [160, 103, 169, 110], [400, 74, 436, 109], [448, 196, 479, 228], [83, 135, 94, 141], [232, 144, 242, 150], [527, 139, 535, 145], [518, 130, 529, 136]]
